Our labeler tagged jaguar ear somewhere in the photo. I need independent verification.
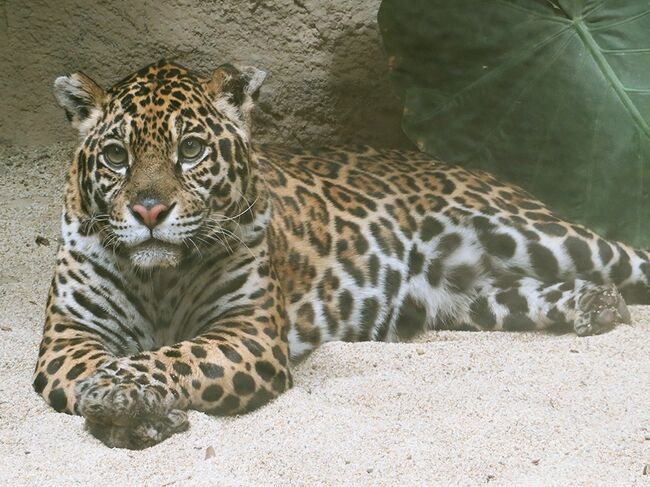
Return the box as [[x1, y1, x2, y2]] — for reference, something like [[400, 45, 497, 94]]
[[205, 63, 266, 134], [53, 72, 105, 135]]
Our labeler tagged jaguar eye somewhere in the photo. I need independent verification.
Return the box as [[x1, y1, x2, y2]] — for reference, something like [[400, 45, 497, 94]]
[[102, 144, 128, 170], [179, 137, 205, 162]]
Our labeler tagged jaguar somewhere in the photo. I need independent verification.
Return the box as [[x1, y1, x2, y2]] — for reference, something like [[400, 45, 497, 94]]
[[33, 60, 646, 449]]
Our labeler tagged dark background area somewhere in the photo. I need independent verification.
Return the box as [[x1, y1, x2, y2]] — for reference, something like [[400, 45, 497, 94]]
[[0, 0, 411, 149]]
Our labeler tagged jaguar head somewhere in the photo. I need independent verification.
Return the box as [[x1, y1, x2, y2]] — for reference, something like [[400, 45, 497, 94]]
[[54, 60, 266, 268]]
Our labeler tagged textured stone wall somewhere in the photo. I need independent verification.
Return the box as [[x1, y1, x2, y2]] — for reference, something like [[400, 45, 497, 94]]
[[0, 0, 411, 149]]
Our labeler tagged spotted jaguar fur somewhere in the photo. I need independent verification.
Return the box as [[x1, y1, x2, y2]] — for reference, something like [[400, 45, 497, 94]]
[[33, 60, 646, 449]]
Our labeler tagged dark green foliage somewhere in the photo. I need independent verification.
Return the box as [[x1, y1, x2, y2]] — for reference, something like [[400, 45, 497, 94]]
[[379, 0, 650, 246]]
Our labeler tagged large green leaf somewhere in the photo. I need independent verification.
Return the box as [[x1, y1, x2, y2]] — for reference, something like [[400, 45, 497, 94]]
[[379, 0, 650, 247]]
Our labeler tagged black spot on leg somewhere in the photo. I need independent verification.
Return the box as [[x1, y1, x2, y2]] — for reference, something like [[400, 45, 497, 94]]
[[246, 388, 274, 411], [48, 388, 68, 412], [46, 356, 65, 374], [384, 268, 402, 301], [597, 239, 613, 265], [426, 259, 443, 287], [65, 363, 87, 380], [359, 297, 380, 339], [503, 313, 537, 331], [254, 361, 276, 381], [620, 282, 648, 304], [368, 254, 380, 285], [438, 233, 461, 257], [199, 362, 224, 379], [374, 307, 394, 342], [152, 372, 168, 384], [496, 288, 529, 313], [219, 344, 242, 363], [233, 372, 255, 395], [544, 290, 563, 303], [220, 394, 241, 413], [589, 271, 604, 285], [271, 371, 288, 393], [191, 346, 207, 359], [131, 353, 151, 362], [272, 345, 287, 366], [559, 280, 575, 292], [641, 261, 650, 282], [469, 297, 496, 329], [483, 233, 517, 259], [446, 265, 476, 293], [202, 384, 224, 402], [564, 237, 593, 274], [395, 295, 427, 340], [528, 243, 559, 281], [610, 249, 632, 284], [172, 362, 192, 376], [547, 306, 567, 324], [339, 290, 353, 320], [33, 372, 48, 393], [407, 246, 425, 278], [241, 338, 265, 357]]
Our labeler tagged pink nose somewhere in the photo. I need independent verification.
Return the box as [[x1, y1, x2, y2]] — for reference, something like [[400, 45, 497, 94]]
[[130, 203, 169, 228]]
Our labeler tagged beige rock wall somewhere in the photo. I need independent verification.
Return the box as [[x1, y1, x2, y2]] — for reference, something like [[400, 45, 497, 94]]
[[0, 0, 411, 149]]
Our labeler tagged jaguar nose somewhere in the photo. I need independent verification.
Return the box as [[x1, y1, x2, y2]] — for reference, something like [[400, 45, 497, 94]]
[[129, 197, 173, 229]]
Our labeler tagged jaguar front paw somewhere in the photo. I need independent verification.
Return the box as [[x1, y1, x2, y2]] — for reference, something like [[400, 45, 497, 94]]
[[75, 364, 188, 449], [84, 408, 189, 450]]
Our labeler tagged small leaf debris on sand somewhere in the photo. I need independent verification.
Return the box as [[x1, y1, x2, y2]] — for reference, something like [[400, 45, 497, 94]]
[[205, 446, 216, 460], [35, 236, 50, 246]]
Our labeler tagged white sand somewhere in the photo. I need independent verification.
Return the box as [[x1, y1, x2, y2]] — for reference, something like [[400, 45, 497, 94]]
[[1, 144, 649, 486]]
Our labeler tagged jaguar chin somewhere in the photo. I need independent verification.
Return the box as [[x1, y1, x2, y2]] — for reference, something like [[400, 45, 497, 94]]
[[127, 240, 183, 268]]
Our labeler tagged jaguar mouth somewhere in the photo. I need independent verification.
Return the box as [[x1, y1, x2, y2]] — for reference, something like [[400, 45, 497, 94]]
[[128, 238, 182, 268]]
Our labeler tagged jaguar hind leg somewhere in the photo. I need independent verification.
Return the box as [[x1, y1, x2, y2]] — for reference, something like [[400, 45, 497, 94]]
[[465, 276, 631, 336]]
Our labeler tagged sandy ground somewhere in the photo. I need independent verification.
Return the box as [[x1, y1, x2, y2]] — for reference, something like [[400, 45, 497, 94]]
[[0, 144, 649, 486]]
